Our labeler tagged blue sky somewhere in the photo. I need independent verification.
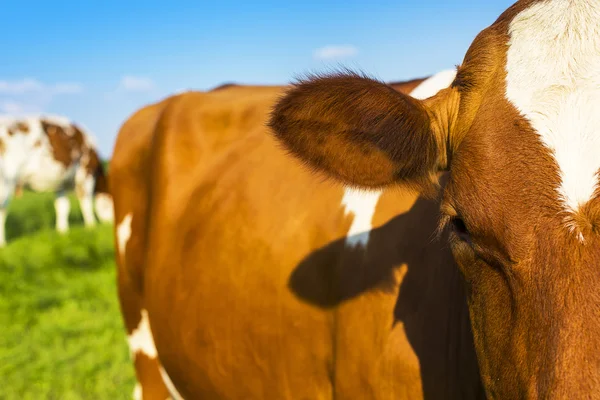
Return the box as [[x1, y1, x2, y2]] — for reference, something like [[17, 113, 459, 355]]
[[0, 0, 513, 158]]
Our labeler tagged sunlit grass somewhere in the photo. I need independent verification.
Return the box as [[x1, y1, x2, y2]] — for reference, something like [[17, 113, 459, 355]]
[[0, 191, 134, 399]]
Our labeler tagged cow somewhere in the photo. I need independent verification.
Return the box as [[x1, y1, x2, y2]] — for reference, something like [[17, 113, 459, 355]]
[[0, 115, 113, 246], [110, 67, 484, 400]]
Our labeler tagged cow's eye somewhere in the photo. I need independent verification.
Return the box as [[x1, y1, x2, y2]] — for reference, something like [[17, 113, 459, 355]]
[[450, 217, 470, 241]]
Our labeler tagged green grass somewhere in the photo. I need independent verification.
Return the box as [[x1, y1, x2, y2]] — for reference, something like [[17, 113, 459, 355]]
[[0, 191, 135, 399]]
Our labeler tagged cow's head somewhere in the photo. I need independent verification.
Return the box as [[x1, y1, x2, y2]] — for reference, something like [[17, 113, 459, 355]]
[[269, 1, 600, 397]]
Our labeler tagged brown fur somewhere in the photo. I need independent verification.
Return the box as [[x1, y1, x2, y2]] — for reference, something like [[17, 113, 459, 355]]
[[112, 82, 483, 398], [7, 121, 29, 136], [40, 120, 77, 167]]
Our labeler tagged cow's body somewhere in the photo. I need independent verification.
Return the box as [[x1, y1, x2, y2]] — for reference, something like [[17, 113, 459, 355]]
[[111, 73, 485, 399], [0, 115, 113, 245]]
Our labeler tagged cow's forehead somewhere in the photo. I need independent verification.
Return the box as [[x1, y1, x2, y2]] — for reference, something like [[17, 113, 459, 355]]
[[506, 1, 600, 221], [453, 1, 600, 242]]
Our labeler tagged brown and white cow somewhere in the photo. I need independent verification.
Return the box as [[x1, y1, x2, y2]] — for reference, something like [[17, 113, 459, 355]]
[[0, 115, 113, 245], [111, 69, 486, 400]]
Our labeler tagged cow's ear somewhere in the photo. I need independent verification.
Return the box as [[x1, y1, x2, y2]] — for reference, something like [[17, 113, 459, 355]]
[[268, 73, 454, 191]]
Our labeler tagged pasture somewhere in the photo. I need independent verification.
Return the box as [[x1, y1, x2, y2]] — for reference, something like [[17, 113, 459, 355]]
[[0, 190, 133, 399]]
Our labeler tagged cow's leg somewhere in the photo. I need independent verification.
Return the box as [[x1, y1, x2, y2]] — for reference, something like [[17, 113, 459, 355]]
[[14, 184, 23, 198], [116, 213, 173, 400], [94, 193, 114, 224], [75, 168, 97, 228], [0, 179, 16, 246], [54, 192, 70, 233], [0, 207, 7, 247]]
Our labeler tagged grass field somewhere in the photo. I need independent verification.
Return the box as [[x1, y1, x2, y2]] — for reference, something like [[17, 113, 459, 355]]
[[0, 191, 135, 399]]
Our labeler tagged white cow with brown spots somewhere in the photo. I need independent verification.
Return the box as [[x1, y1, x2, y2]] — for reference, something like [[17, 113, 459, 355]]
[[0, 115, 113, 246]]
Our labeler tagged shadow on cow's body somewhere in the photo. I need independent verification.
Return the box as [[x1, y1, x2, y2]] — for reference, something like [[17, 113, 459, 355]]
[[290, 190, 482, 400]]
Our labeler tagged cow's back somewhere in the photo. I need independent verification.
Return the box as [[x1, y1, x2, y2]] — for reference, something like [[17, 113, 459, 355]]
[[116, 85, 483, 399]]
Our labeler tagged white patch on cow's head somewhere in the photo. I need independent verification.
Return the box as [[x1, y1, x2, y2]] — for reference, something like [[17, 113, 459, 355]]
[[409, 69, 457, 100], [341, 188, 382, 248], [128, 309, 158, 359], [117, 213, 133, 257], [159, 365, 185, 400], [506, 1, 600, 232], [95, 193, 114, 223]]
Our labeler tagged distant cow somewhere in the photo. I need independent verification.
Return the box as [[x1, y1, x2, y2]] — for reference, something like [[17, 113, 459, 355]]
[[0, 115, 113, 246], [111, 70, 482, 400]]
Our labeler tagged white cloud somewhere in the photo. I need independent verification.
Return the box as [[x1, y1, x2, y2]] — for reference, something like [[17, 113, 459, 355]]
[[0, 78, 83, 116], [0, 78, 83, 95], [0, 79, 42, 94], [0, 101, 28, 114], [313, 45, 359, 61], [52, 82, 84, 94], [118, 76, 155, 92]]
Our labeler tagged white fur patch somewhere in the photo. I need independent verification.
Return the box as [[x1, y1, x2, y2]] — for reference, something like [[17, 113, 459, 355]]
[[128, 309, 158, 359], [133, 383, 142, 400], [506, 1, 600, 225], [117, 213, 133, 257], [341, 188, 382, 247], [159, 365, 185, 400], [409, 69, 457, 100], [127, 308, 182, 399]]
